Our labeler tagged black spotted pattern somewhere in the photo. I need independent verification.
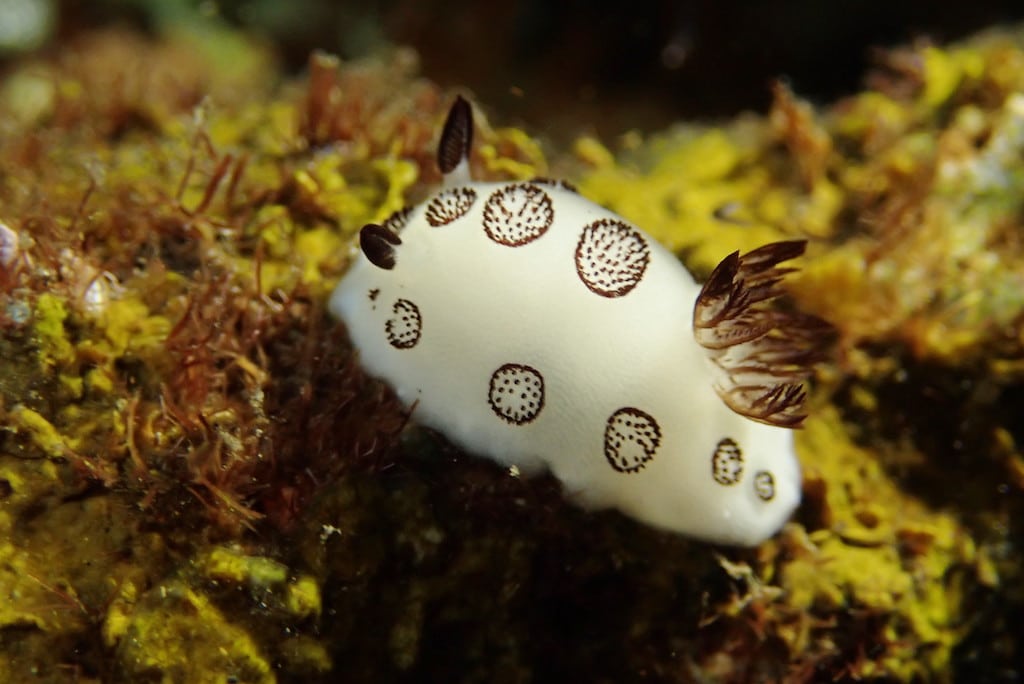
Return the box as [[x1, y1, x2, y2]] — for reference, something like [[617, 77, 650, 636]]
[[604, 407, 661, 473], [753, 470, 776, 501], [488, 363, 545, 424], [711, 437, 743, 485], [482, 183, 554, 246], [385, 299, 422, 349], [425, 187, 477, 227], [382, 206, 413, 233], [575, 219, 650, 297], [529, 176, 579, 193]]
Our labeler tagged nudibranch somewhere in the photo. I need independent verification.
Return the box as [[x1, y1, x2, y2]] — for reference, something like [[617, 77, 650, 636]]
[[329, 97, 829, 546]]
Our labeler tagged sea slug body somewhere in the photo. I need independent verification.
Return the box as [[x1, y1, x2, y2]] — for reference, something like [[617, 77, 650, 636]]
[[329, 97, 829, 546]]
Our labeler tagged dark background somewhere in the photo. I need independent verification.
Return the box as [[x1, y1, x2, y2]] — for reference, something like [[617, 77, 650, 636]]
[[61, 0, 1024, 137]]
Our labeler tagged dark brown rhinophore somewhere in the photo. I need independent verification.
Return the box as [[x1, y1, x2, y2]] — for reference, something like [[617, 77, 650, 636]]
[[693, 240, 832, 428], [438, 95, 474, 174], [359, 223, 402, 270]]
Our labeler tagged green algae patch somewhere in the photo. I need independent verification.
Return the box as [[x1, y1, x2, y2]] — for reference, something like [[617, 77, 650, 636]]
[[768, 408, 983, 680], [116, 584, 276, 684], [201, 545, 289, 586], [198, 545, 322, 620], [33, 293, 76, 370], [575, 107, 843, 277], [109, 545, 328, 682], [7, 405, 73, 460], [97, 298, 173, 357], [0, 458, 172, 682], [577, 127, 799, 275], [795, 41, 1024, 365], [479, 126, 549, 179]]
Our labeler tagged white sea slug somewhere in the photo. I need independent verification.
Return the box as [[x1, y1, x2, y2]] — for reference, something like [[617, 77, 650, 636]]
[[329, 97, 829, 546]]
